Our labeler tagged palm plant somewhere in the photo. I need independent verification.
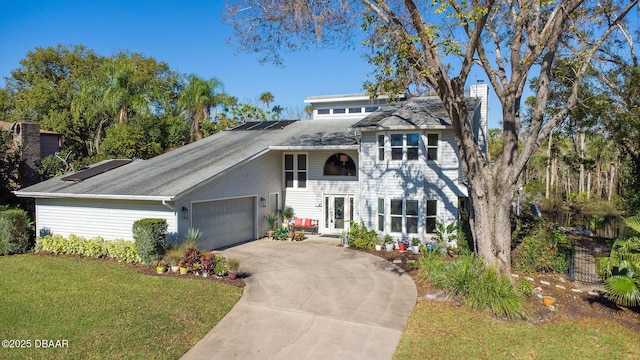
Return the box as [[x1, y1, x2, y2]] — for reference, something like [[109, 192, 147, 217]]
[[179, 75, 225, 141], [597, 216, 640, 307], [259, 91, 274, 119]]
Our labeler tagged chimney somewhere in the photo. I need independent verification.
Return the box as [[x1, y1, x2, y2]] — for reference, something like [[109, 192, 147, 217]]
[[469, 82, 489, 159]]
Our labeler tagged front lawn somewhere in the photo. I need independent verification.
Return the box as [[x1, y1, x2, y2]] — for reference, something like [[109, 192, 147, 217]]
[[0, 254, 242, 359], [394, 300, 640, 359]]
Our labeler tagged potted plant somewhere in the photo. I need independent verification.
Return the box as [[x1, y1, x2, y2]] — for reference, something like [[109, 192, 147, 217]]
[[227, 257, 240, 279], [295, 230, 305, 241], [265, 212, 279, 240], [384, 234, 395, 251], [164, 247, 182, 272], [410, 237, 421, 254], [279, 206, 294, 227], [374, 236, 383, 251], [178, 260, 189, 274], [275, 227, 290, 241], [191, 262, 201, 275], [398, 239, 408, 252], [153, 259, 166, 273]]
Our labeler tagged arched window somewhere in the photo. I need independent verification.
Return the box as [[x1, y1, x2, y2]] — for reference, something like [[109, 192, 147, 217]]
[[324, 153, 356, 176]]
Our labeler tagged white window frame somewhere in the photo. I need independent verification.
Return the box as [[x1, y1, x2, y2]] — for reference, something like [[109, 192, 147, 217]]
[[284, 153, 308, 189], [389, 133, 420, 161], [389, 199, 419, 234], [377, 135, 385, 161], [377, 198, 385, 232], [426, 199, 438, 233]]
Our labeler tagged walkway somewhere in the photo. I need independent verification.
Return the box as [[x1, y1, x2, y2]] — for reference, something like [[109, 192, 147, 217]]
[[181, 237, 417, 360]]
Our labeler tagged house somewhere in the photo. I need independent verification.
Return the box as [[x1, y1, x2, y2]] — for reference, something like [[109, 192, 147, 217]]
[[15, 84, 488, 248], [1, 121, 64, 186]]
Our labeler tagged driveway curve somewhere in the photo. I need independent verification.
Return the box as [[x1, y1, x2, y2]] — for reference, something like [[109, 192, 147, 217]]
[[181, 237, 417, 360]]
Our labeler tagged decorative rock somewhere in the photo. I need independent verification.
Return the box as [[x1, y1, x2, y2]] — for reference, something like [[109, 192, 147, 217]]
[[536, 293, 543, 299], [534, 287, 543, 292], [571, 288, 583, 293], [555, 285, 566, 290], [526, 277, 535, 282], [588, 291, 600, 296], [559, 277, 566, 283], [548, 305, 557, 312], [511, 273, 519, 278], [540, 280, 550, 286], [393, 260, 402, 264]]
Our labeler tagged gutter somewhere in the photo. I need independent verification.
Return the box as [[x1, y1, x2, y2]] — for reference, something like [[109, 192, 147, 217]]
[[13, 191, 174, 202]]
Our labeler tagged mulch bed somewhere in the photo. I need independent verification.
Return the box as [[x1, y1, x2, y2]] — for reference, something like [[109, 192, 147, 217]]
[[354, 246, 640, 332]]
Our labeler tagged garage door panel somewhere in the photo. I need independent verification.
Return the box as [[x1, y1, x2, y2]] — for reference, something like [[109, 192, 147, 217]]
[[192, 197, 255, 249]]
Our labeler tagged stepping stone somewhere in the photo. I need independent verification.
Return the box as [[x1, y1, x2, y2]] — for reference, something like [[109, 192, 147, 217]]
[[424, 290, 450, 302]]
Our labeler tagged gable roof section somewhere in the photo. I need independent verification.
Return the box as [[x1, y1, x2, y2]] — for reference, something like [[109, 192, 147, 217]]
[[352, 96, 479, 130], [16, 118, 359, 200]]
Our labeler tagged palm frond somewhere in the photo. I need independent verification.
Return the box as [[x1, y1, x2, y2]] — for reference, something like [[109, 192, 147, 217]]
[[624, 216, 640, 234], [604, 275, 640, 307]]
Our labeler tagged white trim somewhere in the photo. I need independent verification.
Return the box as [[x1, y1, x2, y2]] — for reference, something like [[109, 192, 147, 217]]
[[14, 192, 173, 201], [269, 145, 359, 150]]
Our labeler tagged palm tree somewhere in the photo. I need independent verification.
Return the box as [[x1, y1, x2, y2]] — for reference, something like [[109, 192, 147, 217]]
[[597, 216, 640, 307], [259, 91, 274, 120], [178, 75, 225, 141], [271, 105, 285, 120]]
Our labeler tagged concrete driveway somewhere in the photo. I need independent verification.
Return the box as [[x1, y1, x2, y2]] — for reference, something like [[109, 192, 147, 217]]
[[181, 237, 417, 360]]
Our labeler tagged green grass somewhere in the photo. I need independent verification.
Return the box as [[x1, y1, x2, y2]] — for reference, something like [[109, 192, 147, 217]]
[[394, 301, 640, 360], [0, 254, 242, 359]]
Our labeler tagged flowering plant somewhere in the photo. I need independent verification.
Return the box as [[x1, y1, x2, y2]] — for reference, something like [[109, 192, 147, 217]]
[[178, 260, 189, 269], [153, 259, 166, 267]]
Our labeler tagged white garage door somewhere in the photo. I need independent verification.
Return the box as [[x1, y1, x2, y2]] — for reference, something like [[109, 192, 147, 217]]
[[192, 197, 255, 249]]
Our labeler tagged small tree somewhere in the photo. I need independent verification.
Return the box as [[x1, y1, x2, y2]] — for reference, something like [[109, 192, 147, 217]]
[[0, 208, 31, 255]]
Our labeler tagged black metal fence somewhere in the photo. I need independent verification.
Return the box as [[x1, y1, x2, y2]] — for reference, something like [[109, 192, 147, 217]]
[[568, 239, 609, 286]]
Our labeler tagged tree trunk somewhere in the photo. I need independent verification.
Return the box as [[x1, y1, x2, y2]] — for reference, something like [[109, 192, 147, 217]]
[[608, 163, 616, 202], [579, 131, 585, 195], [468, 174, 514, 275], [545, 132, 552, 199]]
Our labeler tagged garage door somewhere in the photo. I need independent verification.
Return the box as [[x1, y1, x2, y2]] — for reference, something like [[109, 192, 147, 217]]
[[192, 197, 255, 249]]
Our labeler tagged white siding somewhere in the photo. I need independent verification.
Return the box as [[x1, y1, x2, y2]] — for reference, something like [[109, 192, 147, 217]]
[[180, 151, 282, 239], [283, 150, 360, 233], [359, 130, 463, 241], [36, 198, 176, 241]]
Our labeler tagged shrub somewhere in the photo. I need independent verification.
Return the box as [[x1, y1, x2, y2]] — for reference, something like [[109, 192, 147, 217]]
[[512, 224, 574, 274], [36, 234, 142, 263], [420, 252, 523, 319], [0, 209, 31, 255], [132, 218, 168, 265], [347, 221, 378, 250]]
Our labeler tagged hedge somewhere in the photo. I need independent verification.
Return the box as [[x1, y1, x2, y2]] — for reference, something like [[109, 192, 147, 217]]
[[0, 209, 31, 255], [35, 234, 142, 263]]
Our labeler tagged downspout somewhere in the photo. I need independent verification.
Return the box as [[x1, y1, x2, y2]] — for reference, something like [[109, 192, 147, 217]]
[[162, 199, 175, 212]]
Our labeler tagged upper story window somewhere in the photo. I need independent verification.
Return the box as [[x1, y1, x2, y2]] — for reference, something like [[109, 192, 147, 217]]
[[427, 134, 438, 161], [284, 153, 307, 188], [365, 106, 378, 113], [348, 107, 362, 114], [390, 133, 420, 161], [377, 135, 385, 161], [317, 109, 330, 115], [323, 153, 356, 176], [333, 108, 346, 114]]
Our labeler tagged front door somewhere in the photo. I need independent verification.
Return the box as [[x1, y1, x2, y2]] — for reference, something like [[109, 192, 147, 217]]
[[324, 195, 354, 233]]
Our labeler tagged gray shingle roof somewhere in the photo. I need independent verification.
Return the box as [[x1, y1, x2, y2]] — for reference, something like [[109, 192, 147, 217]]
[[16, 118, 359, 199], [352, 96, 479, 129]]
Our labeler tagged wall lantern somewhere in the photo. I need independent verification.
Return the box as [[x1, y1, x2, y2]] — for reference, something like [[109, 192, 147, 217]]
[[182, 206, 189, 219], [339, 154, 349, 165], [260, 197, 266, 207]]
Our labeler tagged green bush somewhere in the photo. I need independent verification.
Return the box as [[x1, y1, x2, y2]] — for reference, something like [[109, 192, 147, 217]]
[[512, 225, 574, 274], [0, 209, 31, 255], [132, 218, 168, 265], [36, 235, 142, 263], [347, 221, 379, 250], [420, 252, 523, 319]]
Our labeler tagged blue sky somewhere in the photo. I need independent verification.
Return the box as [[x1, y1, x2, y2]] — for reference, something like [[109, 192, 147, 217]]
[[0, 0, 499, 126]]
